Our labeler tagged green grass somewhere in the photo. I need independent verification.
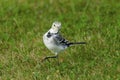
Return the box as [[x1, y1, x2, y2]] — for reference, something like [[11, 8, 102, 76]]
[[0, 0, 120, 80]]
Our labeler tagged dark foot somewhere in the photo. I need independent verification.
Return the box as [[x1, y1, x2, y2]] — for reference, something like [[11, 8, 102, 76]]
[[41, 57, 50, 62], [41, 55, 58, 62]]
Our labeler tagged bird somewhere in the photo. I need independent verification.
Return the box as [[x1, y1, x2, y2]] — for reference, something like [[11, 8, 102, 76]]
[[42, 21, 86, 62]]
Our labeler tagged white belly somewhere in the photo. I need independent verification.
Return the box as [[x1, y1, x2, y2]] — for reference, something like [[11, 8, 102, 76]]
[[43, 34, 65, 54]]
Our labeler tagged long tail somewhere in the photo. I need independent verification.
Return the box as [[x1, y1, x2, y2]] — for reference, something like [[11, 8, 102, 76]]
[[67, 42, 86, 47]]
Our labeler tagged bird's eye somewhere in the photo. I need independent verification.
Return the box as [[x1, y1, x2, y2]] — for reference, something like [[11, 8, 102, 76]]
[[54, 24, 55, 26]]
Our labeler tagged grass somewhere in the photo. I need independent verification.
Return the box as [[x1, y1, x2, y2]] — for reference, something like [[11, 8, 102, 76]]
[[0, 0, 120, 80]]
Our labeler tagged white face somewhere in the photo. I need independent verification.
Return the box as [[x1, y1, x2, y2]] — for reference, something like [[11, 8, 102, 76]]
[[51, 21, 61, 31]]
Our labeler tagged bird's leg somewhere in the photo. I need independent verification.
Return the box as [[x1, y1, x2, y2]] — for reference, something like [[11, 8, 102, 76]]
[[41, 55, 58, 62]]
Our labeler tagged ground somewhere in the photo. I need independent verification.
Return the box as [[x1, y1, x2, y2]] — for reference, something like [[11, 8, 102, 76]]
[[0, 0, 120, 80]]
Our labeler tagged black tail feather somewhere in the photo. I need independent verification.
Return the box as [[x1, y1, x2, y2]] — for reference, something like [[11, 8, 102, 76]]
[[67, 42, 86, 46]]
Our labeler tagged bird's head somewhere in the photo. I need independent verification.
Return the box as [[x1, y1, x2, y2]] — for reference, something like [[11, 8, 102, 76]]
[[50, 21, 61, 33]]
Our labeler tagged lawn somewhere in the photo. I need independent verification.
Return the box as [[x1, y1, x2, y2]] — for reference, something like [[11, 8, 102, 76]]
[[0, 0, 120, 80]]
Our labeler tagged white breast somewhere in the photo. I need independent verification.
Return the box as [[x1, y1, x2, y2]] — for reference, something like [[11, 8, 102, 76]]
[[43, 33, 65, 54]]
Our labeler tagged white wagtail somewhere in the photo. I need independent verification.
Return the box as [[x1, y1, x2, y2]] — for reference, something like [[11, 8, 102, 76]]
[[42, 21, 86, 62]]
